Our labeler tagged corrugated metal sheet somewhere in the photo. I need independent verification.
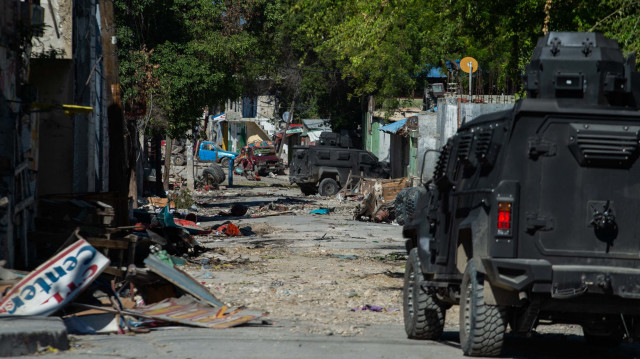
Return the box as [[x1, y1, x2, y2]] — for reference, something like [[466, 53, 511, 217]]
[[378, 118, 407, 134]]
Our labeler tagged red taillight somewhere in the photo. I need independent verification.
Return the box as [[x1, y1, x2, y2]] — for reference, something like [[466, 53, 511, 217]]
[[497, 201, 512, 235]]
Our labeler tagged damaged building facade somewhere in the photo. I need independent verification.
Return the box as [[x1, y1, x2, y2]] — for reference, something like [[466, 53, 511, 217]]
[[364, 95, 514, 184], [0, 0, 111, 269]]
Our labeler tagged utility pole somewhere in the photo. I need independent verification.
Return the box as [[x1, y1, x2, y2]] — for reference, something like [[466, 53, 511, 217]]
[[277, 98, 295, 158], [186, 130, 194, 190]]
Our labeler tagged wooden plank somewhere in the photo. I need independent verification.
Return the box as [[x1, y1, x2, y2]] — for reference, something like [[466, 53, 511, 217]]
[[85, 237, 130, 249]]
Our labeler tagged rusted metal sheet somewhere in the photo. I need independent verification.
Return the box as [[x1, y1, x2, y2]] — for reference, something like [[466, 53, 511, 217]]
[[144, 254, 224, 307], [0, 239, 110, 316], [133, 296, 263, 329]]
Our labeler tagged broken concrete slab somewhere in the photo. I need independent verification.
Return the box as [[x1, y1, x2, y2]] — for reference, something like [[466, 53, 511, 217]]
[[0, 316, 69, 356]]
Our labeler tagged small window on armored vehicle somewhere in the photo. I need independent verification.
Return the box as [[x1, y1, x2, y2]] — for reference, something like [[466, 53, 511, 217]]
[[337, 151, 350, 160]]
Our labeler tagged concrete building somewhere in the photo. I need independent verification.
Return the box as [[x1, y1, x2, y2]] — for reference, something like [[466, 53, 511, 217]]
[[0, 0, 45, 268], [222, 94, 279, 153], [0, 0, 110, 269], [364, 95, 515, 183], [30, 0, 108, 196]]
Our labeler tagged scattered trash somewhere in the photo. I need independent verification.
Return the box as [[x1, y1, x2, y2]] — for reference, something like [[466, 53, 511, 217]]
[[218, 204, 248, 217], [151, 248, 175, 266], [350, 304, 385, 312], [309, 208, 330, 215], [199, 250, 250, 266], [200, 272, 214, 279], [329, 254, 358, 260], [129, 296, 264, 329], [314, 233, 330, 241], [63, 313, 121, 335], [216, 222, 240, 236], [147, 197, 175, 209]]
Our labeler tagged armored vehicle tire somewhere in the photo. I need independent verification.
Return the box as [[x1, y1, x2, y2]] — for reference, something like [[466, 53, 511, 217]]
[[318, 178, 340, 197], [459, 261, 507, 357], [403, 248, 445, 340], [298, 184, 317, 196], [582, 327, 623, 347], [396, 187, 424, 225], [395, 190, 407, 225], [209, 163, 225, 183], [173, 154, 185, 166]]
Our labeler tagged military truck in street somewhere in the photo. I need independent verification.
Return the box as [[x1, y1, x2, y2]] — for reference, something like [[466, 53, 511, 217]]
[[289, 132, 390, 196], [398, 32, 640, 356]]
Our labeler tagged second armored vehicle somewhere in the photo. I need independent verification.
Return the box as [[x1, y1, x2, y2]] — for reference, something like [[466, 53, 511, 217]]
[[289, 132, 390, 196]]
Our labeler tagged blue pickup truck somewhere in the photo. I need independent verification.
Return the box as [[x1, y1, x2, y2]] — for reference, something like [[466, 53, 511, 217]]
[[196, 141, 237, 166]]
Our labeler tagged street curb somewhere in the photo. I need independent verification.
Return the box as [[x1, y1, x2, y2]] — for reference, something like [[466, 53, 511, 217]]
[[0, 316, 69, 356]]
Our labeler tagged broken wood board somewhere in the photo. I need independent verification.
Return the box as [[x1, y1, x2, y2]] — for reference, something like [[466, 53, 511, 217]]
[[359, 177, 409, 202], [74, 297, 264, 329], [134, 296, 264, 328]]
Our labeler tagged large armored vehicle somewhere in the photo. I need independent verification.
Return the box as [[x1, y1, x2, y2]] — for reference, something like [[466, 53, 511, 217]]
[[398, 32, 640, 356], [289, 132, 390, 196]]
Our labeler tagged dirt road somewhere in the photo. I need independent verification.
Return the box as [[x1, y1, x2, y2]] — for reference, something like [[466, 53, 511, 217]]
[[183, 174, 421, 336]]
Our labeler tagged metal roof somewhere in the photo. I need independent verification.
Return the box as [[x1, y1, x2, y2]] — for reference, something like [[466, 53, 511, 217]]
[[378, 118, 407, 134], [302, 119, 332, 131]]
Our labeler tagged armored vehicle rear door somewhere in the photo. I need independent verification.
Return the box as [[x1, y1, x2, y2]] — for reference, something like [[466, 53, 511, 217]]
[[525, 115, 640, 260]]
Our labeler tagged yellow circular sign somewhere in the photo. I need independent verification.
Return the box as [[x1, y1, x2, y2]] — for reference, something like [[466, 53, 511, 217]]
[[460, 57, 478, 73]]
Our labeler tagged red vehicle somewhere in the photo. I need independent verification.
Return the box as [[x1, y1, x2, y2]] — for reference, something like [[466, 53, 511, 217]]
[[235, 141, 285, 176]]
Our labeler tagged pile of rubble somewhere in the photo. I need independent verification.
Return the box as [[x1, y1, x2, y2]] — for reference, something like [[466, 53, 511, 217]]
[[0, 195, 268, 342]]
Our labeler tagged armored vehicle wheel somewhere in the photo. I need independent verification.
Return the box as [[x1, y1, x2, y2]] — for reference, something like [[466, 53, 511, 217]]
[[395, 190, 407, 225], [298, 184, 317, 196], [396, 187, 425, 225], [582, 327, 623, 347], [318, 178, 339, 197], [219, 157, 230, 168], [459, 261, 507, 357], [173, 154, 185, 166], [403, 248, 445, 340]]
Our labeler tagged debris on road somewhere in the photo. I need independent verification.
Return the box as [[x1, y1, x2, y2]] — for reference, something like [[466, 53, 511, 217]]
[[0, 235, 110, 316], [353, 178, 408, 223], [215, 222, 241, 236], [350, 305, 386, 312], [309, 208, 331, 215], [128, 296, 264, 329], [144, 253, 225, 307], [217, 204, 248, 217]]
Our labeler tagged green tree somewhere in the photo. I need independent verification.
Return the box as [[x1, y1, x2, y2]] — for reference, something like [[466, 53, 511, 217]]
[[115, 0, 262, 137]]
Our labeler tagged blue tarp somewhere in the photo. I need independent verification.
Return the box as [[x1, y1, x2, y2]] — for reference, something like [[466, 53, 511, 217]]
[[378, 118, 407, 134]]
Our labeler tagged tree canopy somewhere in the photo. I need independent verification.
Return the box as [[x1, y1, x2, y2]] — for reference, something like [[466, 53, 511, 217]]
[[115, 0, 640, 135]]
